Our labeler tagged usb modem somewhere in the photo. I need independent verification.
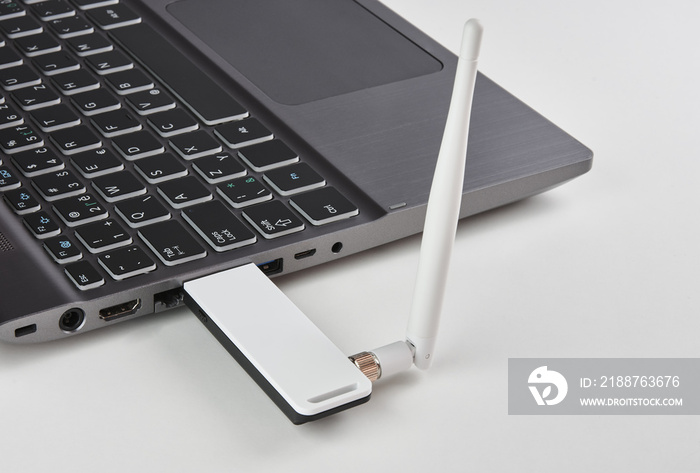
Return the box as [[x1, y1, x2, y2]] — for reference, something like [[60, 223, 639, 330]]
[[184, 19, 483, 424]]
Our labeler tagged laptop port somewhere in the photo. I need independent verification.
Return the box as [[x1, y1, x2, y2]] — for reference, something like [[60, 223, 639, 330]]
[[294, 249, 316, 260], [59, 308, 85, 332], [99, 299, 141, 322], [257, 258, 283, 275], [15, 324, 37, 338]]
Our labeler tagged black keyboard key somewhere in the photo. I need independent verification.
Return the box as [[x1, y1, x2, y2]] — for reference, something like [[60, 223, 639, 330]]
[[15, 33, 62, 57], [12, 83, 61, 110], [111, 129, 164, 160], [23, 210, 61, 239], [70, 88, 120, 115], [65, 261, 105, 291], [73, 0, 118, 10], [169, 130, 222, 160], [31, 0, 76, 21], [75, 218, 131, 253], [87, 4, 141, 30], [126, 87, 175, 115], [98, 245, 156, 280], [214, 118, 273, 149], [31, 103, 81, 131], [0, 165, 21, 190], [13, 146, 64, 176], [111, 24, 248, 125], [91, 169, 146, 202], [134, 153, 187, 184], [147, 108, 198, 137], [237, 139, 298, 172], [53, 192, 108, 226], [48, 14, 94, 39], [51, 68, 99, 95], [192, 152, 246, 184], [0, 15, 42, 39], [114, 194, 169, 228], [0, 103, 25, 129], [0, 123, 44, 153], [70, 147, 123, 177], [138, 219, 206, 266], [90, 108, 141, 137], [3, 186, 41, 214], [85, 50, 133, 75], [66, 32, 113, 56], [64, 260, 104, 290], [50, 124, 102, 154], [0, 47, 23, 69], [290, 187, 359, 225], [263, 162, 325, 196], [157, 175, 212, 209], [32, 169, 85, 201], [32, 51, 80, 76], [0, 1, 24, 21], [105, 68, 153, 95], [43, 235, 82, 264], [242, 200, 305, 239], [217, 176, 271, 208], [0, 65, 42, 91], [182, 200, 256, 252]]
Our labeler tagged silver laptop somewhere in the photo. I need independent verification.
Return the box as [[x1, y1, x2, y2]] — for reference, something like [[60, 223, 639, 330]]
[[0, 0, 592, 343]]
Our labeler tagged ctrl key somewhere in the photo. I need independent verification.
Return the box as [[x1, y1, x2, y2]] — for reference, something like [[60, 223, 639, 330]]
[[65, 260, 105, 291]]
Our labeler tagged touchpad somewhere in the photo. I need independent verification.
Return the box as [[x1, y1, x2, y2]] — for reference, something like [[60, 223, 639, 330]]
[[167, 0, 442, 105]]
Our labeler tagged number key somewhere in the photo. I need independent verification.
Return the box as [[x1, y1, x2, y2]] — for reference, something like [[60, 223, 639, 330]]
[[75, 218, 131, 253], [53, 192, 108, 226], [12, 146, 64, 176], [0, 103, 24, 130], [0, 123, 44, 154], [32, 169, 85, 201]]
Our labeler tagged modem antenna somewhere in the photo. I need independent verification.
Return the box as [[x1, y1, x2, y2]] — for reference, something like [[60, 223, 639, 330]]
[[350, 19, 483, 378]]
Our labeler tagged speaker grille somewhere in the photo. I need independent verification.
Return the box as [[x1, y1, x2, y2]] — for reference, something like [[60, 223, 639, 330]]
[[0, 231, 14, 252]]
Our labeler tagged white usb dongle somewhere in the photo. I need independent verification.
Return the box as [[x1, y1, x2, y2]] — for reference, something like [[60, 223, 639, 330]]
[[184, 263, 372, 424]]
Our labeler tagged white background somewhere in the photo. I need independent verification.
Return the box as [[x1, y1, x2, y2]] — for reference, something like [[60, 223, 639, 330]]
[[2, 1, 700, 471]]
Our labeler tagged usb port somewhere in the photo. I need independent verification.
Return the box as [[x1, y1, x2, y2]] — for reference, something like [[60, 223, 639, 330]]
[[257, 258, 283, 275], [294, 249, 316, 260]]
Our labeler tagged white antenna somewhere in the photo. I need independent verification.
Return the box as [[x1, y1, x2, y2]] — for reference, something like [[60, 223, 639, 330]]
[[350, 19, 483, 378]]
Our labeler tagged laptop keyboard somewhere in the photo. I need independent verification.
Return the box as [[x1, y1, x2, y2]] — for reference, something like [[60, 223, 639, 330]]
[[0, 0, 360, 291]]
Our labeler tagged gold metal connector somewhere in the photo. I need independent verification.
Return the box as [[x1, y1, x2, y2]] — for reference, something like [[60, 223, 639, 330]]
[[349, 351, 380, 382]]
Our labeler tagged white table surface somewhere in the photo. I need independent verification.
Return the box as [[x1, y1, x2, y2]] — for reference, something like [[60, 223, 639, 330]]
[[2, 1, 699, 471]]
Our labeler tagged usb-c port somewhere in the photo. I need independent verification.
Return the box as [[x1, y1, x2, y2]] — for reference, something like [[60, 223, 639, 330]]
[[294, 249, 316, 260]]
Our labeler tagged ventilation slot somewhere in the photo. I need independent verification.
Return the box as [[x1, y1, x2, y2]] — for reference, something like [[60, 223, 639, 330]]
[[0, 231, 13, 252]]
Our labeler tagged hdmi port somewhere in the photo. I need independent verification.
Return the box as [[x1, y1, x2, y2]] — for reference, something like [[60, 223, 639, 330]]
[[99, 299, 141, 322]]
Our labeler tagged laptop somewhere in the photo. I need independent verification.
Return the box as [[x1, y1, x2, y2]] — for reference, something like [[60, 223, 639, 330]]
[[0, 0, 592, 343]]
